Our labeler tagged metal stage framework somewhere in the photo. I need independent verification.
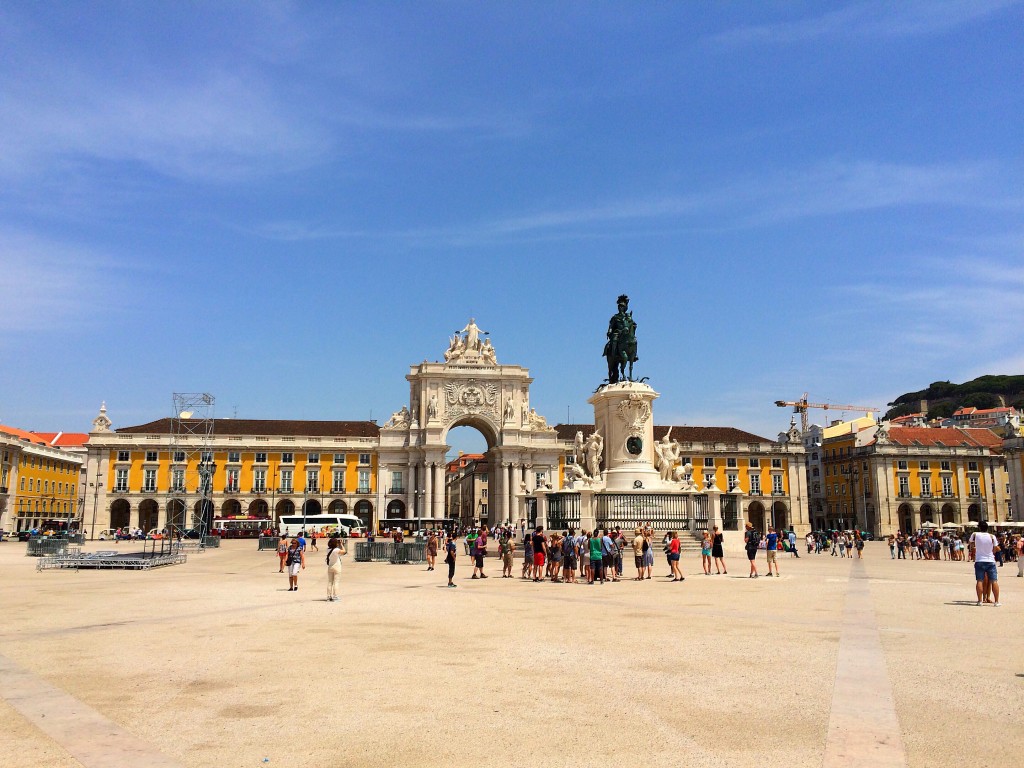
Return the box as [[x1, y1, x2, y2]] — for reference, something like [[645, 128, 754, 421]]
[[164, 393, 216, 554]]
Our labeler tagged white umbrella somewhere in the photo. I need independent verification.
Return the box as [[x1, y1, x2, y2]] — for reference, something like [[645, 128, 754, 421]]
[[920, 521, 939, 529], [940, 522, 960, 530]]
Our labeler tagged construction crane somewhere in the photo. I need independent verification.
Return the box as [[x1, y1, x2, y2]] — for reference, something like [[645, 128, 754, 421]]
[[774, 393, 880, 433]]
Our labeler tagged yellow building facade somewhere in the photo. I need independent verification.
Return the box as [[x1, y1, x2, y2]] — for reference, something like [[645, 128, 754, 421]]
[[0, 426, 83, 533], [822, 423, 1009, 534]]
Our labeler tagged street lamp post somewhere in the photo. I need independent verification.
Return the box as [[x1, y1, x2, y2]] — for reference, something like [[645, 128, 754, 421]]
[[414, 489, 425, 534], [851, 466, 859, 534], [89, 481, 103, 541]]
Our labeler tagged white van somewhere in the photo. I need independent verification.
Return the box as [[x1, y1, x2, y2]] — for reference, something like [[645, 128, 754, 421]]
[[278, 514, 366, 537]]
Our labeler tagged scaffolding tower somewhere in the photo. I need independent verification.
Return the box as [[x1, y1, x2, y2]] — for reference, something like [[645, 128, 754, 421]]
[[165, 393, 215, 551]]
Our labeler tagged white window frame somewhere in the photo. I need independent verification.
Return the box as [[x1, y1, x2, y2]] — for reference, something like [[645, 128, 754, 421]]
[[115, 469, 129, 492], [280, 469, 293, 493]]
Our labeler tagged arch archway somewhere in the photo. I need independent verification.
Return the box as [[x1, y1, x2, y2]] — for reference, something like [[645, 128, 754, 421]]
[[967, 503, 981, 522], [110, 499, 131, 529], [387, 499, 405, 519], [222, 498, 241, 516], [248, 499, 269, 518], [167, 499, 186, 530], [747, 501, 765, 532], [138, 499, 159, 531], [276, 499, 295, 520], [195, 499, 214, 531], [354, 499, 372, 528], [302, 499, 321, 516], [940, 503, 956, 525], [898, 503, 913, 533], [772, 501, 788, 532], [444, 422, 493, 526], [328, 499, 347, 515], [378, 343, 562, 533], [920, 504, 934, 524]]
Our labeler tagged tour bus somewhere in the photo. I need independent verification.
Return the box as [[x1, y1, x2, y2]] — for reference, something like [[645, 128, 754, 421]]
[[210, 516, 273, 539], [378, 517, 455, 537], [278, 514, 367, 538]]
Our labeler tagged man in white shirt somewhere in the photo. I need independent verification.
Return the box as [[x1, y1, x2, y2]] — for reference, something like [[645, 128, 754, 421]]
[[969, 520, 1000, 607]]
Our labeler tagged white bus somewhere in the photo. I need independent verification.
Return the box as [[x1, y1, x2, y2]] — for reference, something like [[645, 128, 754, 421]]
[[278, 514, 367, 537]]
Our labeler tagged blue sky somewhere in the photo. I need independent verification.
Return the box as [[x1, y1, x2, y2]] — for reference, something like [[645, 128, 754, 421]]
[[2, 1, 1022, 455]]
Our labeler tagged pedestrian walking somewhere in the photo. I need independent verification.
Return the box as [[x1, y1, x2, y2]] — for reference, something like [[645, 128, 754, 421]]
[[427, 530, 439, 571], [744, 522, 760, 578], [711, 525, 727, 575], [969, 521, 1000, 606], [531, 526, 547, 582], [667, 531, 684, 581], [499, 532, 515, 578], [285, 538, 305, 591], [631, 527, 646, 580], [700, 532, 712, 575], [444, 533, 458, 588], [325, 536, 346, 602], [276, 535, 289, 573], [788, 528, 799, 557], [764, 526, 780, 577]]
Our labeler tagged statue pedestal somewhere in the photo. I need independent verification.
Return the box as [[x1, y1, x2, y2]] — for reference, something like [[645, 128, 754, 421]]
[[588, 382, 662, 492]]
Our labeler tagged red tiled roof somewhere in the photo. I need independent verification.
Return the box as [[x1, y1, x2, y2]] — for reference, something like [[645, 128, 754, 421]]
[[883, 426, 1003, 451], [116, 418, 380, 438], [952, 407, 1014, 417], [34, 432, 90, 447], [0, 424, 49, 446], [554, 424, 771, 444]]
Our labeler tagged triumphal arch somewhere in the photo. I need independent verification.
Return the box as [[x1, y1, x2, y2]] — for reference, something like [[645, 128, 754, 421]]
[[376, 320, 562, 526]]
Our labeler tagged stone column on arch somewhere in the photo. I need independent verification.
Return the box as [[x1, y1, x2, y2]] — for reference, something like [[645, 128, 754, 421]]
[[423, 461, 433, 528], [432, 462, 443, 520], [508, 462, 518, 526], [496, 461, 508, 524], [375, 463, 387, 529]]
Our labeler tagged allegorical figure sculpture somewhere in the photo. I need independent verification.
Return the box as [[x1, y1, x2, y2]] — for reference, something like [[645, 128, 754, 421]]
[[603, 294, 638, 384]]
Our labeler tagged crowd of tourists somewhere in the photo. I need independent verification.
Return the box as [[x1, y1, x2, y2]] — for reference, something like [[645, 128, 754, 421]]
[[277, 517, 1023, 604]]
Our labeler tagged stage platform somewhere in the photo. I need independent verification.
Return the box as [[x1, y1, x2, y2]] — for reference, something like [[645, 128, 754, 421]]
[[36, 549, 188, 571]]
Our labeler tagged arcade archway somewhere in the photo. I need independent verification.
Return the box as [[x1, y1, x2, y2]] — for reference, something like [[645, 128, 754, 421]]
[[110, 499, 130, 529], [139, 499, 159, 531]]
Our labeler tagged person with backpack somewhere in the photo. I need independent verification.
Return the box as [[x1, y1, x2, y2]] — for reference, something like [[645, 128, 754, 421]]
[[744, 522, 760, 578], [499, 532, 514, 578], [602, 529, 620, 582], [325, 536, 347, 602], [285, 538, 305, 591], [562, 528, 578, 583]]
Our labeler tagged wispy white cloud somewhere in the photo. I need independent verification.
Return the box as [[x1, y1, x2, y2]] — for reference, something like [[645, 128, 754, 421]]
[[249, 159, 1018, 247], [0, 229, 142, 335], [710, 0, 1020, 46]]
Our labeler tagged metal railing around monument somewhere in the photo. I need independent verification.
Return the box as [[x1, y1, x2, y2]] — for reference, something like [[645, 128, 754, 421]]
[[546, 493, 581, 532], [595, 493, 693, 531]]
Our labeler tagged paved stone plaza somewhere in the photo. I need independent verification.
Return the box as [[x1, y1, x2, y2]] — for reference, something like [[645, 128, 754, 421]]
[[0, 540, 1020, 768]]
